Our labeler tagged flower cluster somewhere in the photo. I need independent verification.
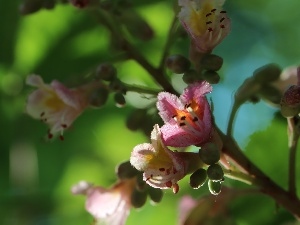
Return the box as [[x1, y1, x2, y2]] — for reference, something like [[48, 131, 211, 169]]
[[130, 81, 213, 193]]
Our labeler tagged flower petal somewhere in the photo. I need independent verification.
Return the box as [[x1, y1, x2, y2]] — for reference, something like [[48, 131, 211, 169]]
[[180, 81, 212, 105], [26, 74, 45, 87]]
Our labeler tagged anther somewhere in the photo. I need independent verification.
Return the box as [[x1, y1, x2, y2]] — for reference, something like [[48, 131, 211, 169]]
[[208, 27, 213, 32], [206, 13, 212, 17], [40, 112, 45, 117], [180, 116, 186, 120], [159, 168, 165, 172], [220, 10, 227, 13], [220, 17, 225, 23], [60, 135, 64, 141], [220, 25, 225, 29], [61, 124, 67, 128], [211, 9, 217, 13], [179, 122, 185, 127], [48, 133, 53, 139], [193, 117, 198, 122], [206, 21, 212, 25], [165, 181, 172, 188]]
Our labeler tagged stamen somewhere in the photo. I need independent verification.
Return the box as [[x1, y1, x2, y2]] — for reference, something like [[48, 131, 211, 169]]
[[220, 10, 227, 13], [211, 8, 217, 13], [206, 21, 212, 25], [220, 17, 225, 23], [165, 181, 172, 188], [40, 112, 45, 117], [172, 183, 179, 194], [206, 13, 212, 17]]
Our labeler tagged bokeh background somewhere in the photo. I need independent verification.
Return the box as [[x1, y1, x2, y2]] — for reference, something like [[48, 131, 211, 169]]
[[1, 0, 300, 224]]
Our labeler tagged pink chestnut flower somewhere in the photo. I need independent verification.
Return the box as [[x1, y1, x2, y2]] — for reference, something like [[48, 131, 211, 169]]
[[26, 74, 90, 140], [178, 0, 231, 53], [157, 81, 213, 147], [71, 179, 136, 225], [130, 124, 189, 194]]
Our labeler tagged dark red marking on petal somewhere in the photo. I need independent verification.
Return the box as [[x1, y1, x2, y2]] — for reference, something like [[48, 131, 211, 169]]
[[220, 25, 225, 29], [166, 169, 171, 175], [159, 168, 165, 172], [208, 27, 213, 32], [181, 116, 186, 120], [173, 168, 178, 174]]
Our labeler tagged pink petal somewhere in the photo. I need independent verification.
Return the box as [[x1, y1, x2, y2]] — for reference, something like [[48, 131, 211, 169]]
[[178, 196, 198, 225], [51, 80, 82, 109], [26, 74, 45, 87], [181, 81, 212, 105], [26, 89, 51, 119], [157, 92, 184, 123], [130, 143, 154, 171]]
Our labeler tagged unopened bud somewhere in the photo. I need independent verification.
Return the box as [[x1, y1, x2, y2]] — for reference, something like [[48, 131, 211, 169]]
[[136, 174, 147, 191], [253, 63, 281, 84], [202, 70, 220, 84], [116, 161, 139, 179], [208, 180, 222, 195], [200, 54, 223, 71], [131, 188, 148, 208], [95, 63, 117, 81], [114, 92, 126, 107], [70, 0, 89, 8], [43, 0, 56, 9], [148, 187, 163, 204], [19, 1, 43, 15], [89, 88, 109, 108], [199, 143, 220, 165], [126, 109, 147, 131], [280, 85, 300, 117], [207, 164, 224, 181], [258, 84, 282, 105], [182, 69, 199, 84], [165, 54, 191, 74], [235, 77, 261, 104], [109, 79, 125, 92], [189, 168, 207, 189]]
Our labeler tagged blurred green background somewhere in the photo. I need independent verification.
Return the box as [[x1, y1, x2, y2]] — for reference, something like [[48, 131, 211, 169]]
[[0, 0, 300, 224]]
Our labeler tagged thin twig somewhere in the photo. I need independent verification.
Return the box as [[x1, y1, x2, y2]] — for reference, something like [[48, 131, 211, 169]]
[[287, 117, 299, 198], [226, 101, 240, 136], [123, 83, 161, 95]]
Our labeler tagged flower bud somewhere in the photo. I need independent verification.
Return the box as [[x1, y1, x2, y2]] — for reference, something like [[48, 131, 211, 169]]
[[89, 88, 109, 108], [116, 161, 139, 179], [182, 69, 199, 84], [200, 54, 223, 71], [165, 54, 191, 74], [126, 109, 148, 131], [207, 164, 224, 182], [114, 92, 126, 107], [109, 78, 125, 92], [208, 180, 222, 195], [131, 188, 148, 208], [198, 143, 220, 165], [95, 63, 117, 81], [258, 84, 282, 105], [253, 63, 281, 84], [148, 187, 163, 204], [136, 174, 147, 191], [202, 70, 220, 84], [235, 77, 261, 104], [189, 168, 207, 189], [19, 1, 43, 15], [280, 85, 300, 117]]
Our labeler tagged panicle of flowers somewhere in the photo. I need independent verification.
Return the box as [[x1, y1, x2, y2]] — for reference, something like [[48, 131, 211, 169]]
[[157, 81, 213, 147], [26, 74, 97, 140], [130, 124, 188, 194], [178, 0, 231, 53], [71, 178, 136, 225]]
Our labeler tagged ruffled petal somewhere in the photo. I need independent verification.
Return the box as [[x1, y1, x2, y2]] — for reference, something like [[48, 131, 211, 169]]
[[26, 74, 45, 87], [181, 81, 212, 105]]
